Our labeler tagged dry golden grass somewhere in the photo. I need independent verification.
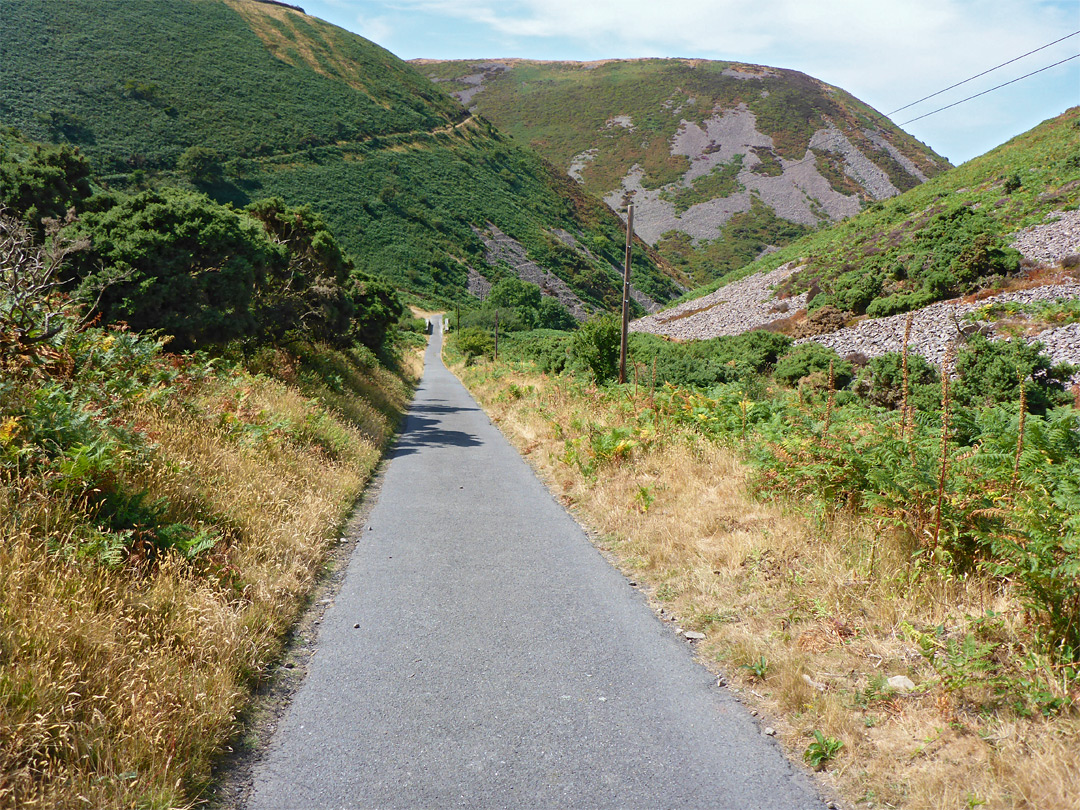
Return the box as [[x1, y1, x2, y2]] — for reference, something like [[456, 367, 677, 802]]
[[458, 361, 1080, 810], [0, 347, 418, 808], [222, 0, 387, 105]]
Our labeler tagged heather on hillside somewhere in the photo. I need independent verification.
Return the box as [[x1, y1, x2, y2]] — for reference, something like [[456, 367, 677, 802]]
[[671, 108, 1080, 317], [0, 1, 681, 308]]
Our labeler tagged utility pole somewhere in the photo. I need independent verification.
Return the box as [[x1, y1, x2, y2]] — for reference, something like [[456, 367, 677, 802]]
[[619, 203, 635, 385], [494, 309, 499, 361]]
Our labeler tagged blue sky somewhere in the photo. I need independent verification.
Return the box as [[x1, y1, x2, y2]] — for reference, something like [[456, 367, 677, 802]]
[[301, 0, 1079, 166]]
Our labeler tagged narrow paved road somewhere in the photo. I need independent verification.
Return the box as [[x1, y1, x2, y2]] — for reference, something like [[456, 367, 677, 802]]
[[247, 321, 824, 809]]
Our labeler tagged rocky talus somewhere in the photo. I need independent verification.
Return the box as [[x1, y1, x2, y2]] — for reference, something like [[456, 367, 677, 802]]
[[630, 261, 809, 340], [631, 210, 1080, 382]]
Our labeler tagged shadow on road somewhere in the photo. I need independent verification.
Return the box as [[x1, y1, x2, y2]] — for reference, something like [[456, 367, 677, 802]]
[[391, 402, 483, 457]]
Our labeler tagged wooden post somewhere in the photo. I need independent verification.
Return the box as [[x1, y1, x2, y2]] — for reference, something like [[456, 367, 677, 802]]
[[494, 309, 499, 361], [619, 203, 635, 385]]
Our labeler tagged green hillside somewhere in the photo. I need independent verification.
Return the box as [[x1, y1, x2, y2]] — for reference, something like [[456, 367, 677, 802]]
[[415, 58, 951, 284], [674, 106, 1080, 317], [0, 0, 681, 309]]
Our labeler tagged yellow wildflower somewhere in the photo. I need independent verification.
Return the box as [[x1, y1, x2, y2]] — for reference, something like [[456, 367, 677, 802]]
[[0, 416, 19, 445]]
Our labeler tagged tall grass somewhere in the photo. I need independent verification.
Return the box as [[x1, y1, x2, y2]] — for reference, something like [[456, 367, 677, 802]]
[[454, 352, 1080, 810], [0, 322, 416, 808]]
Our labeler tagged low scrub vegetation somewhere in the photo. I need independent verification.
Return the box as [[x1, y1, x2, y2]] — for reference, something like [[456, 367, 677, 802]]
[[1, 3, 683, 308], [673, 107, 1080, 315], [452, 321, 1080, 809], [0, 189, 420, 806]]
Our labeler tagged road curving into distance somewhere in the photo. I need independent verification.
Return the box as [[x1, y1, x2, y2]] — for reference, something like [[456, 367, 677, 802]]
[[245, 318, 826, 809]]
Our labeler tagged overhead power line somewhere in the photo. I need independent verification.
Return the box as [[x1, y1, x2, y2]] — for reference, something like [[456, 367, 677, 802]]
[[886, 29, 1080, 116], [898, 53, 1080, 126]]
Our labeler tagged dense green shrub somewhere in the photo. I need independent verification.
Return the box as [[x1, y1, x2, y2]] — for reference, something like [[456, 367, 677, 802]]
[[858, 351, 940, 411], [499, 330, 576, 374], [245, 198, 356, 345], [572, 313, 621, 383], [953, 334, 1075, 414], [865, 289, 938, 318], [628, 330, 792, 390], [0, 137, 93, 238], [486, 278, 542, 329], [347, 272, 404, 352], [67, 187, 278, 350], [177, 145, 224, 186], [811, 267, 883, 314], [454, 326, 494, 363], [775, 343, 853, 387], [537, 297, 577, 331]]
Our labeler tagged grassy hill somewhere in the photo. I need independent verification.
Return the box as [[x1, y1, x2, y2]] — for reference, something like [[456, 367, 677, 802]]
[[414, 58, 951, 284], [669, 106, 1080, 318], [0, 0, 682, 310]]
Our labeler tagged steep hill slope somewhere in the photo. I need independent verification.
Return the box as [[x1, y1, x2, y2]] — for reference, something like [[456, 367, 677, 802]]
[[0, 0, 682, 311], [632, 108, 1080, 370], [414, 58, 950, 284]]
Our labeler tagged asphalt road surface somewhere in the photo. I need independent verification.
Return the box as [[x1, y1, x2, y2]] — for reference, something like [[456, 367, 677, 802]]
[[246, 319, 825, 809]]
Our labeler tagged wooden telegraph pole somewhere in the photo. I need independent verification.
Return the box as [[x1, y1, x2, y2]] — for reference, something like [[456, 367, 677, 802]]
[[619, 203, 635, 385]]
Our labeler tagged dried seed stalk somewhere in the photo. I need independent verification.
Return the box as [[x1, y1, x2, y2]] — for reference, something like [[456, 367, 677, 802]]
[[900, 311, 914, 439], [1011, 373, 1027, 492], [824, 359, 835, 437], [931, 371, 950, 550]]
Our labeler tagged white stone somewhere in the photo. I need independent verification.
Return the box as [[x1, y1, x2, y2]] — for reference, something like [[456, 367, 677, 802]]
[[887, 675, 916, 693]]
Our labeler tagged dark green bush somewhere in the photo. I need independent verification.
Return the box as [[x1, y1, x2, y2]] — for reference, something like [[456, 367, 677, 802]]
[[775, 343, 853, 387], [246, 198, 355, 344], [953, 334, 1075, 414], [571, 313, 621, 383], [811, 268, 882, 314], [0, 138, 93, 238], [537, 297, 577, 331], [859, 351, 940, 411], [626, 330, 792, 390], [177, 145, 224, 186], [865, 289, 937, 318], [454, 326, 494, 362], [347, 271, 404, 352], [68, 187, 277, 350], [485, 278, 542, 329], [500, 330, 576, 374]]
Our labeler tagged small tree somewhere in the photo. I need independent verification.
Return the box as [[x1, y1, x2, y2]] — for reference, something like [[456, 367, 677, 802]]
[[571, 313, 621, 383], [486, 277, 542, 329], [177, 145, 224, 186], [0, 210, 86, 371], [537, 296, 577, 331]]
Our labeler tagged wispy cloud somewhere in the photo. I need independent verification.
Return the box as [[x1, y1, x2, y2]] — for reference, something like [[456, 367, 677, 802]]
[[382, 0, 1072, 96], [354, 13, 394, 44]]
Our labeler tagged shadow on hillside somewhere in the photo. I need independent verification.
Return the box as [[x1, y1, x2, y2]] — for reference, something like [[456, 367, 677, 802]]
[[390, 402, 483, 457]]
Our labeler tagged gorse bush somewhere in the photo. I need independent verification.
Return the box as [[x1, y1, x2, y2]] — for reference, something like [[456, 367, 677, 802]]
[[953, 334, 1076, 414], [858, 351, 940, 412], [67, 187, 274, 350], [0, 134, 94, 240], [59, 187, 405, 353], [774, 342, 854, 387], [453, 326, 495, 363], [571, 313, 621, 383]]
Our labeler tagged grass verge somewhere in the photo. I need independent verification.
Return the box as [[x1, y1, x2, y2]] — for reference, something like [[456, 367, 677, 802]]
[[451, 355, 1079, 810], [0, 327, 421, 808]]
